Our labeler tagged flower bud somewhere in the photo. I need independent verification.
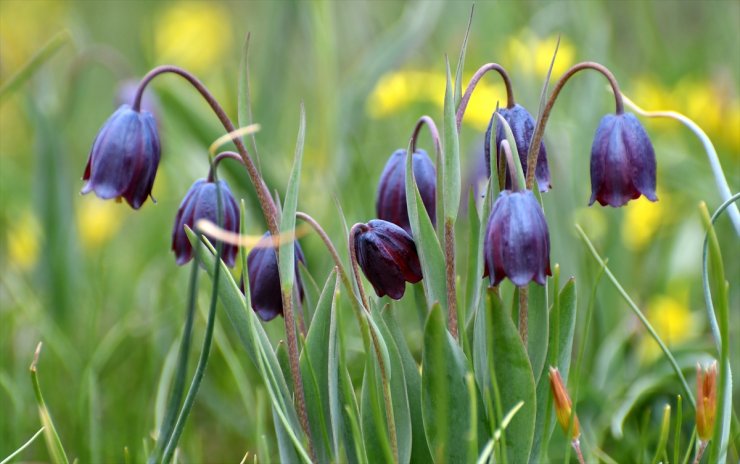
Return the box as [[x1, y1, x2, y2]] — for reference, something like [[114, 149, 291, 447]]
[[247, 233, 306, 321], [376, 149, 436, 233], [548, 367, 580, 440], [81, 104, 161, 209], [354, 219, 423, 299], [484, 104, 551, 192], [589, 112, 657, 207], [696, 361, 718, 442], [484, 190, 551, 287], [171, 179, 240, 267]]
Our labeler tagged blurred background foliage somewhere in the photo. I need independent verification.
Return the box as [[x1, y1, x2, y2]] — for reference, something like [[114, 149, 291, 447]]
[[1, 1, 738, 462]]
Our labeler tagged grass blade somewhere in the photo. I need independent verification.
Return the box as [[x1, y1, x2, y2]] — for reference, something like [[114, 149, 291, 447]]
[[29, 343, 69, 464]]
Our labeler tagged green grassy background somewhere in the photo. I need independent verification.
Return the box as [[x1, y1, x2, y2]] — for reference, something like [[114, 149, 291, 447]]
[[1, 1, 738, 462]]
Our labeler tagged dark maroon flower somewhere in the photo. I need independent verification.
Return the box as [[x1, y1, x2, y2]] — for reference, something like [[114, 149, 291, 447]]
[[376, 149, 436, 233], [247, 233, 306, 321], [484, 104, 551, 192], [484, 190, 551, 287], [354, 219, 422, 299], [171, 179, 240, 267], [589, 112, 657, 207], [81, 104, 161, 209]]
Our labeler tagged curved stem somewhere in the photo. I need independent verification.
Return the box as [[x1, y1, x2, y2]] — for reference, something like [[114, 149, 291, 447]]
[[525, 62, 624, 190], [456, 63, 515, 130], [348, 224, 371, 312], [131, 65, 279, 235], [500, 140, 521, 192], [207, 151, 245, 182], [409, 115, 442, 157]]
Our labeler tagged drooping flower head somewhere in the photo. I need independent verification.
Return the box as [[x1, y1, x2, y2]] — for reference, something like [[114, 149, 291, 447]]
[[484, 104, 551, 192], [590, 112, 657, 207], [247, 233, 306, 322], [353, 219, 423, 299], [82, 104, 161, 209], [376, 148, 436, 233], [484, 189, 551, 287], [171, 179, 240, 267]]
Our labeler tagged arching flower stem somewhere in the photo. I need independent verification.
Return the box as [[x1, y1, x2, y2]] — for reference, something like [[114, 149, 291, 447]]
[[207, 151, 244, 182], [525, 62, 624, 190], [456, 63, 516, 130]]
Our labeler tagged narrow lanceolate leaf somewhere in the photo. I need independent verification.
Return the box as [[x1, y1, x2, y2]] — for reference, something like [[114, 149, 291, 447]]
[[30, 344, 69, 464], [453, 4, 475, 106], [486, 292, 536, 464], [361, 354, 394, 464], [238, 33, 260, 160], [421, 304, 471, 464], [405, 141, 448, 309], [279, 103, 306, 292], [299, 269, 339, 463], [443, 57, 461, 222], [531, 277, 577, 462], [382, 307, 434, 464], [464, 190, 484, 330]]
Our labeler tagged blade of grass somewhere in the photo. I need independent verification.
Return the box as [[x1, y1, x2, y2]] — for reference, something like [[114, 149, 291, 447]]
[[651, 404, 671, 464], [575, 224, 694, 406], [30, 343, 69, 464], [0, 30, 71, 101], [453, 4, 474, 106], [0, 427, 45, 464]]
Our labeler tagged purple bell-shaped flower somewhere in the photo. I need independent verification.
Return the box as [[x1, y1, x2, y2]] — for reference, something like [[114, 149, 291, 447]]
[[484, 190, 551, 287], [484, 104, 551, 192], [354, 219, 423, 299], [171, 179, 241, 267], [589, 112, 657, 207], [376, 149, 436, 233], [81, 104, 161, 209], [247, 233, 306, 321]]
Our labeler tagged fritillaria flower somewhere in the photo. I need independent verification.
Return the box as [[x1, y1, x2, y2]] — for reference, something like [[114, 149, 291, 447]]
[[353, 219, 423, 299], [171, 179, 240, 267], [376, 148, 436, 233], [247, 233, 306, 321], [484, 189, 551, 287], [81, 104, 161, 209], [484, 104, 551, 192], [589, 112, 657, 207]]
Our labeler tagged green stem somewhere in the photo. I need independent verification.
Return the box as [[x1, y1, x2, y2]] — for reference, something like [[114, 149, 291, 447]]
[[575, 224, 695, 406], [0, 427, 45, 464]]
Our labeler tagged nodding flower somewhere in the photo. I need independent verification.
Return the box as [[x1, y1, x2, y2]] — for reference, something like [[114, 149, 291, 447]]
[[484, 189, 551, 287], [81, 104, 161, 209], [485, 104, 551, 192], [247, 233, 306, 322], [171, 179, 240, 267], [376, 148, 436, 234], [589, 112, 657, 207], [353, 219, 423, 299]]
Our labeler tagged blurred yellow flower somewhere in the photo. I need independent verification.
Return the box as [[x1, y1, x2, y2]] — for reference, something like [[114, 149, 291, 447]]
[[621, 190, 666, 250], [76, 197, 126, 248], [640, 293, 697, 361], [631, 76, 740, 154], [154, 2, 232, 74], [7, 210, 41, 271], [504, 32, 575, 79], [367, 70, 505, 130]]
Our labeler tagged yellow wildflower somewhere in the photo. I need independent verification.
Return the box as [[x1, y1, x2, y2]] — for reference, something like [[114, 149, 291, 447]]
[[621, 190, 666, 250], [639, 293, 696, 361], [154, 2, 232, 74], [7, 210, 41, 271], [504, 32, 575, 79], [76, 197, 127, 248]]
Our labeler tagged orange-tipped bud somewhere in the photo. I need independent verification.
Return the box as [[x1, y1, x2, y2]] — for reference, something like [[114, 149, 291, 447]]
[[696, 361, 718, 442], [549, 367, 580, 439]]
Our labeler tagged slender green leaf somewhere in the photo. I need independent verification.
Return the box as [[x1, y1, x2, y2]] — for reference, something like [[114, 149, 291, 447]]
[[405, 141, 448, 309], [30, 344, 69, 464], [1, 427, 45, 464], [486, 292, 536, 464], [453, 5, 474, 106], [0, 30, 70, 101], [381, 307, 434, 464], [421, 304, 471, 464], [527, 282, 548, 385], [495, 114, 526, 190], [443, 57, 461, 222], [651, 404, 671, 464], [238, 32, 260, 161], [279, 103, 306, 292]]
